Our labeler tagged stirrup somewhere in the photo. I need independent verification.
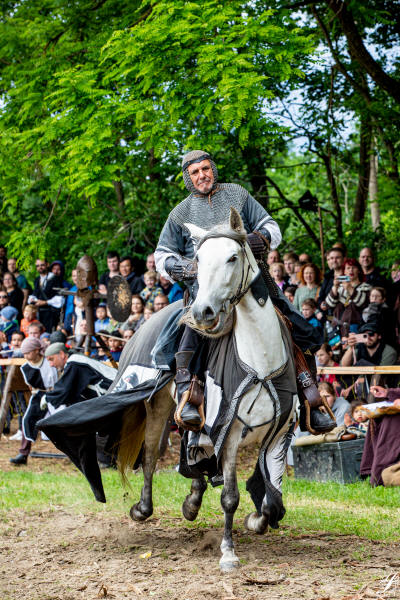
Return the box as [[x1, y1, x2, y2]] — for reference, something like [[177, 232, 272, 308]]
[[175, 376, 205, 432]]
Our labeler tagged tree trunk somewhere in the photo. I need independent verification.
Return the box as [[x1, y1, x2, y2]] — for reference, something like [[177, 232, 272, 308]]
[[369, 141, 380, 231], [353, 116, 371, 222], [321, 152, 343, 239]]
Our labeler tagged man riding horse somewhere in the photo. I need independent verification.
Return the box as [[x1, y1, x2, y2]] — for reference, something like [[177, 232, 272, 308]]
[[155, 149, 335, 435]]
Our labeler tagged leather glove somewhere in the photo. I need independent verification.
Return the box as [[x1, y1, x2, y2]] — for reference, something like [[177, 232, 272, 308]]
[[165, 256, 197, 281], [40, 396, 48, 411], [247, 231, 270, 258]]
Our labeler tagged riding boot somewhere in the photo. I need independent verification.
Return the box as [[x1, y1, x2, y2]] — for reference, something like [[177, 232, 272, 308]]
[[175, 351, 204, 429], [295, 346, 336, 434]]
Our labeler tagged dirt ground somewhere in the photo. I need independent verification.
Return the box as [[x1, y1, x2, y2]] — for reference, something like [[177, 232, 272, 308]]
[[1, 432, 400, 600]]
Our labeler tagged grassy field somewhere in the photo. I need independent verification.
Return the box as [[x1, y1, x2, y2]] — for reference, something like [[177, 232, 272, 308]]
[[1, 467, 399, 542]]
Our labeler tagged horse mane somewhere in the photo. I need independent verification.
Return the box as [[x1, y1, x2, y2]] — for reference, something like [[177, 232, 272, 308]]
[[195, 223, 246, 252]]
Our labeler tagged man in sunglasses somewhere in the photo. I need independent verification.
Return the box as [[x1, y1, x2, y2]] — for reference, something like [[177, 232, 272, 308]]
[[341, 322, 397, 367]]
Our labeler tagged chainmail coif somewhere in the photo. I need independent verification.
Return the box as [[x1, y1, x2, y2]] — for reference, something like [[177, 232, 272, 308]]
[[181, 150, 218, 194]]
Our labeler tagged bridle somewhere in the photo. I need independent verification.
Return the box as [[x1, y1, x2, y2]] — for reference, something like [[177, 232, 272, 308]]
[[195, 230, 256, 307]]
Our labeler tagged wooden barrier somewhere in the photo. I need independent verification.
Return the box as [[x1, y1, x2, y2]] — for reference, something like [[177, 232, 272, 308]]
[[0, 360, 30, 441], [317, 366, 400, 375]]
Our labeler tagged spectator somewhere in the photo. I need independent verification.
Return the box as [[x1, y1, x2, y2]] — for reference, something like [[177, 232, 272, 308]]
[[9, 337, 58, 465], [20, 305, 40, 336], [153, 294, 169, 312], [40, 332, 51, 350], [318, 382, 350, 426], [317, 247, 345, 307], [143, 305, 154, 321], [145, 253, 156, 272], [98, 251, 120, 295], [326, 258, 371, 335], [3, 272, 24, 319], [360, 386, 400, 486], [122, 327, 135, 342], [0, 244, 7, 273], [7, 258, 30, 308], [316, 343, 341, 392], [140, 271, 163, 307], [0, 306, 19, 341], [293, 263, 322, 312], [301, 298, 323, 332], [121, 295, 145, 332], [94, 303, 110, 333], [299, 252, 312, 264], [0, 289, 9, 311], [267, 249, 281, 265], [341, 323, 397, 368], [119, 255, 145, 295], [390, 261, 400, 284], [270, 262, 286, 291], [28, 322, 44, 339], [362, 286, 397, 348], [344, 400, 369, 432], [50, 260, 71, 289], [283, 252, 299, 286], [64, 269, 78, 334], [159, 275, 184, 304], [32, 259, 63, 332], [293, 260, 303, 286], [359, 247, 390, 291], [108, 332, 123, 362], [284, 285, 297, 305]]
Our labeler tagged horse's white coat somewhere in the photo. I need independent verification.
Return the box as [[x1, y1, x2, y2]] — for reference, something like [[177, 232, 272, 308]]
[[185, 217, 295, 571]]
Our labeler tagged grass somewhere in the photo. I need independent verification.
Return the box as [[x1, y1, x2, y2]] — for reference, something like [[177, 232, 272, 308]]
[[1, 467, 399, 541]]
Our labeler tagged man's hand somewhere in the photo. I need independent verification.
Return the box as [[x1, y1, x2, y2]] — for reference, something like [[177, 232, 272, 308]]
[[247, 232, 269, 258], [347, 332, 357, 348], [370, 385, 388, 398], [35, 299, 47, 307], [40, 396, 48, 411], [165, 257, 197, 281]]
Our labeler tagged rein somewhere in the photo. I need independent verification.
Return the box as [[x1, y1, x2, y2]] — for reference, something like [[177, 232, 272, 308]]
[[196, 230, 255, 307]]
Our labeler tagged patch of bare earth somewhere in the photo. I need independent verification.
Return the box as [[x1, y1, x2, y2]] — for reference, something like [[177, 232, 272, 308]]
[[1, 431, 400, 600]]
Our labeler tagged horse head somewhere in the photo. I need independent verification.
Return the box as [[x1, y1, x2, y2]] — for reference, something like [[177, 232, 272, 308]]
[[185, 207, 258, 336]]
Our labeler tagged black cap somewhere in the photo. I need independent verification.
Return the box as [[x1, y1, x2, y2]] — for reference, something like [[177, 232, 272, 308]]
[[49, 330, 67, 344], [359, 322, 381, 335]]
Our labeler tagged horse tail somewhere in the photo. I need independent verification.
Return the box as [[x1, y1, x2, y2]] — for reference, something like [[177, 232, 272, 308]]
[[117, 402, 146, 487]]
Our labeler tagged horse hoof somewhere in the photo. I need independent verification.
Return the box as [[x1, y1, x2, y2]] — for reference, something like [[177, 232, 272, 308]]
[[244, 512, 268, 535], [182, 498, 199, 522], [129, 503, 152, 522], [220, 556, 240, 572]]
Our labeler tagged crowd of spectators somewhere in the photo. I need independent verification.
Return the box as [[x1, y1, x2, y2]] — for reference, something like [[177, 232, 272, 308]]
[[1, 241, 400, 485]]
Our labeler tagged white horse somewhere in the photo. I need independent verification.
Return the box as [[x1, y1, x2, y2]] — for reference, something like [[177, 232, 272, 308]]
[[121, 207, 297, 571]]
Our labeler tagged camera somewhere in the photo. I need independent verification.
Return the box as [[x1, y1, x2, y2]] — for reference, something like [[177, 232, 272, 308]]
[[337, 275, 350, 282]]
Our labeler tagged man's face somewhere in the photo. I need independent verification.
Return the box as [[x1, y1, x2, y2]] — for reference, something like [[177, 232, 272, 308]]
[[123, 330, 134, 341], [0, 292, 8, 308], [359, 249, 374, 270], [327, 250, 343, 271], [188, 159, 214, 195], [7, 258, 17, 273], [146, 254, 155, 271], [299, 253, 311, 263], [28, 326, 41, 338], [107, 256, 119, 272], [120, 259, 132, 277], [364, 331, 381, 348], [301, 305, 314, 319], [47, 351, 68, 369], [51, 264, 62, 277], [284, 259, 295, 275], [36, 260, 48, 275], [153, 296, 168, 311], [24, 349, 41, 363], [267, 251, 280, 265], [159, 276, 170, 289]]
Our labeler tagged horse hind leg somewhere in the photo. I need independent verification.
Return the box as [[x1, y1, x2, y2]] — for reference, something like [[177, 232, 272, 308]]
[[244, 424, 291, 535], [182, 476, 207, 521], [130, 387, 175, 522]]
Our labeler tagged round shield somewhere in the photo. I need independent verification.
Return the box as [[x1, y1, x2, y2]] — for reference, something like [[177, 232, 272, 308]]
[[107, 276, 132, 322]]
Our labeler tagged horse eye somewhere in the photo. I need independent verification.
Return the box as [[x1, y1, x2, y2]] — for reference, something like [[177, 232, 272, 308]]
[[227, 255, 237, 263]]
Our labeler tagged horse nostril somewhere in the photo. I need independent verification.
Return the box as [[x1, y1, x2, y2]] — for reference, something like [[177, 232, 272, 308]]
[[203, 306, 215, 321]]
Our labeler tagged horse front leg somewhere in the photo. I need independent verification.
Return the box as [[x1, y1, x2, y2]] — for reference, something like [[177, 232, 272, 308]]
[[130, 390, 175, 522], [182, 476, 207, 521], [219, 444, 240, 572]]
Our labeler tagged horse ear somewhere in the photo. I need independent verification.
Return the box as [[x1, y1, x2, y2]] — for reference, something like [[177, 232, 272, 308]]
[[184, 222, 207, 245], [229, 207, 245, 233]]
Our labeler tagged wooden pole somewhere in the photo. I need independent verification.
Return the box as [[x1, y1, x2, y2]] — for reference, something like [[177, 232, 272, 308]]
[[317, 204, 325, 276]]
